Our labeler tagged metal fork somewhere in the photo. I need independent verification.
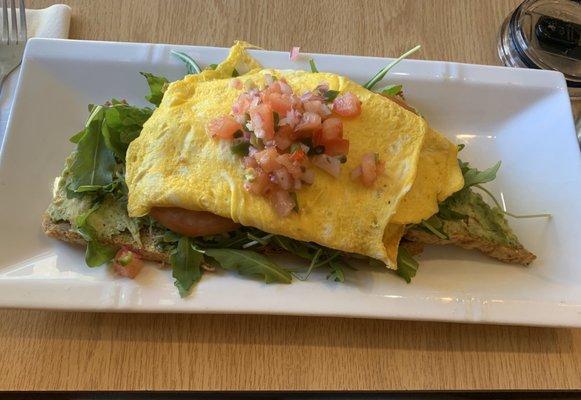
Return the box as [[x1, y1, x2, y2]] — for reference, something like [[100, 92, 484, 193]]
[[0, 0, 26, 93]]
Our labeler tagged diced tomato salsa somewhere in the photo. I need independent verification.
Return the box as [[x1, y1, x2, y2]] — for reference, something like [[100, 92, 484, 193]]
[[207, 74, 363, 216]]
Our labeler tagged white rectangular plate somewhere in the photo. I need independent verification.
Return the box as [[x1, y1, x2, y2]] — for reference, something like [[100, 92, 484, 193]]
[[0, 38, 579, 326]]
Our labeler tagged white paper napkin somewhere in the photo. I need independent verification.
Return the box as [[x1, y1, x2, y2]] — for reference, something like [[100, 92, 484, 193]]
[[0, 4, 71, 144]]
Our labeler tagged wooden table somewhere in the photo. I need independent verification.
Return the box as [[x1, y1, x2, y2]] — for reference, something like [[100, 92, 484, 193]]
[[2, 0, 580, 391]]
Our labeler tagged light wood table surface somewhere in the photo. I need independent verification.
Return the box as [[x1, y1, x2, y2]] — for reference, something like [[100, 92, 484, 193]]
[[2, 0, 580, 391]]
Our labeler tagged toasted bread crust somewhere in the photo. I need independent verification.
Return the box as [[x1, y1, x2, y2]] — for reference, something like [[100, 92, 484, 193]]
[[41, 212, 170, 264], [404, 229, 536, 266]]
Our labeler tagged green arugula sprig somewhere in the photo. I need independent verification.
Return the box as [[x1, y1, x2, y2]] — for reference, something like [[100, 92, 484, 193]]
[[66, 100, 153, 197], [396, 247, 419, 283], [171, 50, 203, 74], [309, 59, 319, 73], [380, 84, 403, 97], [140, 72, 169, 106], [75, 202, 118, 267], [170, 237, 204, 297], [363, 45, 421, 90]]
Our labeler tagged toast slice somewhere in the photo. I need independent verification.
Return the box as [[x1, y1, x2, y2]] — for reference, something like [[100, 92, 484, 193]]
[[41, 212, 170, 264], [403, 188, 536, 265]]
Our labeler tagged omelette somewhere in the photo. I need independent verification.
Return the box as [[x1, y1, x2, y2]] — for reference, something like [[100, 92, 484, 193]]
[[125, 42, 462, 268]]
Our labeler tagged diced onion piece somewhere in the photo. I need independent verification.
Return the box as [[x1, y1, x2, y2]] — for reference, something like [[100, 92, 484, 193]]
[[302, 169, 315, 184], [295, 111, 322, 132], [271, 189, 296, 217], [290, 46, 300, 61], [271, 168, 292, 190], [276, 153, 302, 177], [350, 165, 362, 180], [321, 117, 343, 141], [311, 154, 341, 178], [249, 104, 275, 140]]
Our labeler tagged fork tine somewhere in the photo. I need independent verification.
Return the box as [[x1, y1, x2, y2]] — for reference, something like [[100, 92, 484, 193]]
[[2, 0, 8, 44], [9, 0, 16, 43], [18, 0, 25, 42]]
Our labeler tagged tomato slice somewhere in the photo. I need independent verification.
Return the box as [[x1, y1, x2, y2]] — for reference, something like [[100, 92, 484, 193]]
[[150, 207, 240, 237]]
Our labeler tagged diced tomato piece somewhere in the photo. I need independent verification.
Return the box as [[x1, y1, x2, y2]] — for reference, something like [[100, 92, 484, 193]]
[[274, 132, 293, 151], [360, 152, 378, 187], [275, 125, 297, 148], [296, 111, 322, 132], [249, 104, 275, 140], [112, 248, 144, 279], [264, 92, 293, 115], [206, 116, 242, 140], [321, 117, 343, 141], [276, 153, 302, 178], [232, 93, 252, 115], [244, 168, 271, 195], [254, 147, 280, 172], [304, 100, 323, 114], [324, 138, 349, 156], [333, 92, 362, 117]]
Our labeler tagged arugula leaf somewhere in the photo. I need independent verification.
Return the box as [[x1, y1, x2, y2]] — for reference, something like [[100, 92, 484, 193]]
[[323, 90, 339, 102], [140, 72, 169, 106], [67, 106, 116, 193], [309, 59, 319, 73], [420, 216, 449, 240], [396, 247, 418, 283], [170, 237, 203, 297], [205, 249, 292, 284], [437, 200, 468, 221], [272, 235, 314, 260], [75, 202, 118, 267], [327, 259, 346, 283], [363, 45, 421, 90], [69, 129, 86, 144], [462, 160, 501, 188], [101, 103, 152, 159], [207, 63, 218, 70], [171, 50, 202, 74], [457, 143, 465, 152], [85, 241, 118, 267], [232, 68, 240, 77], [380, 84, 403, 96]]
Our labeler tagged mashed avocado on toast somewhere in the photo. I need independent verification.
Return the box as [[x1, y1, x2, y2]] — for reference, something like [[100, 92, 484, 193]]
[[42, 43, 537, 297]]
